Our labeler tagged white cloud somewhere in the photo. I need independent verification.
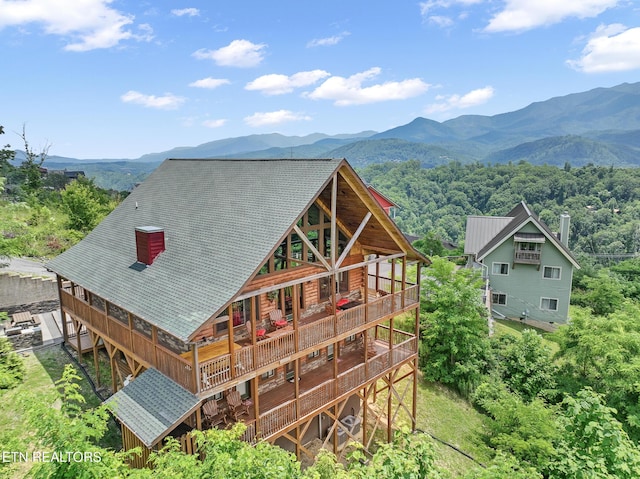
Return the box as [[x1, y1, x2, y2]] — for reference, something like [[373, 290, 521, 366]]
[[202, 119, 227, 128], [245, 70, 331, 95], [171, 8, 199, 17], [428, 15, 455, 28], [244, 110, 312, 127], [192, 39, 266, 67], [189, 77, 230, 89], [419, 0, 482, 15], [0, 0, 152, 51], [306, 68, 430, 106], [484, 0, 619, 33], [419, 0, 482, 27], [567, 24, 640, 73], [425, 86, 494, 113], [307, 31, 350, 47], [120, 91, 186, 110]]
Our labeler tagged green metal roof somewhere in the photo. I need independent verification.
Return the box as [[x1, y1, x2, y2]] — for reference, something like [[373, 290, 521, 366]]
[[105, 368, 200, 448], [47, 158, 343, 341]]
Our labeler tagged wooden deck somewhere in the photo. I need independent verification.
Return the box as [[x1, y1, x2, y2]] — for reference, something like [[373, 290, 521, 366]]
[[206, 335, 416, 442]]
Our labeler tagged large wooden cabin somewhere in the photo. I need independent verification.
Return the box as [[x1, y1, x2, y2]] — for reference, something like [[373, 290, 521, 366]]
[[47, 158, 428, 466]]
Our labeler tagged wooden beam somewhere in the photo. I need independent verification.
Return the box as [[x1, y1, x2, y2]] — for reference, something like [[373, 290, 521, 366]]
[[293, 224, 331, 270], [336, 212, 371, 269]]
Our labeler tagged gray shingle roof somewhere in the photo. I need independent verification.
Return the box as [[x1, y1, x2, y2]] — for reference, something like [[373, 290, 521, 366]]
[[105, 368, 200, 448], [47, 159, 343, 341], [467, 202, 580, 268]]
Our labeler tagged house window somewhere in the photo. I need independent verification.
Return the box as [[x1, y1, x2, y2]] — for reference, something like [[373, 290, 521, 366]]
[[236, 381, 250, 400], [319, 271, 349, 300], [492, 262, 509, 275], [261, 369, 275, 380], [346, 334, 356, 343], [308, 350, 320, 359], [543, 266, 561, 280], [214, 298, 257, 336], [492, 293, 507, 305], [212, 391, 223, 400], [541, 297, 558, 311], [327, 344, 334, 361]]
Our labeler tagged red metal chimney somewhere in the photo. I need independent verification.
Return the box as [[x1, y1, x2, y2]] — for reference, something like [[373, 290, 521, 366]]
[[135, 226, 165, 265]]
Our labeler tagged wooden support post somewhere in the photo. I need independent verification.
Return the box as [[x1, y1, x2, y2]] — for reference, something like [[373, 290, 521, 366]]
[[362, 385, 368, 448], [292, 284, 299, 353], [92, 332, 100, 388], [412, 357, 418, 432], [227, 305, 235, 378], [401, 257, 407, 309], [387, 372, 393, 443], [251, 377, 260, 438]]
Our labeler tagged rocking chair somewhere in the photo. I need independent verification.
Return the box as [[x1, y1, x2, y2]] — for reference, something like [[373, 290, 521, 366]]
[[203, 400, 227, 428], [269, 309, 288, 329], [226, 390, 249, 421]]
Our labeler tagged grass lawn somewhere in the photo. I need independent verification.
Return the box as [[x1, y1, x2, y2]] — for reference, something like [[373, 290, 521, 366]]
[[494, 318, 560, 355], [370, 367, 493, 478], [0, 345, 121, 479]]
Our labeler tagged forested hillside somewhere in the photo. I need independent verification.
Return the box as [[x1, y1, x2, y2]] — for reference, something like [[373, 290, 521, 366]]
[[359, 160, 640, 256]]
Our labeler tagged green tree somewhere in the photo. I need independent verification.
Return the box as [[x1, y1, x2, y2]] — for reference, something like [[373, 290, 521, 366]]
[[491, 330, 557, 402], [61, 177, 110, 231], [0, 337, 25, 389], [545, 388, 640, 479], [420, 257, 490, 396], [555, 304, 640, 441], [17, 124, 49, 195], [0, 125, 15, 177], [463, 452, 543, 479], [25, 365, 131, 478], [412, 231, 445, 257]]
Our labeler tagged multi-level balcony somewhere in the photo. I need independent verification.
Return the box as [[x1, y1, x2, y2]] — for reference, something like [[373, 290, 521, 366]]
[[192, 282, 418, 395], [58, 274, 419, 395]]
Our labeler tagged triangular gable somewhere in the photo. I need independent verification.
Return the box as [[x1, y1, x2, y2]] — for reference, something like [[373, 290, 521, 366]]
[[105, 368, 200, 448], [475, 202, 579, 269]]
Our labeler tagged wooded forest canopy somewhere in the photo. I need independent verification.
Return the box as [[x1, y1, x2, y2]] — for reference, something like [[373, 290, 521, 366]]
[[359, 160, 640, 256]]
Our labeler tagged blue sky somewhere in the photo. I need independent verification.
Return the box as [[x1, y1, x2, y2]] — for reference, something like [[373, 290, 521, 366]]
[[1, 1, 639, 159]]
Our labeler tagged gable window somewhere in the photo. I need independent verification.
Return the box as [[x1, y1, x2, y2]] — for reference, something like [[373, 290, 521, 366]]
[[541, 297, 558, 311], [543, 266, 561, 280], [492, 293, 507, 305], [492, 262, 509, 275]]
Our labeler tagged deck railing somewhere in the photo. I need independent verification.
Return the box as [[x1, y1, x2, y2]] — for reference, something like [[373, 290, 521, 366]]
[[200, 354, 231, 392], [256, 330, 296, 369], [260, 399, 297, 438], [299, 380, 334, 417], [298, 315, 334, 350], [336, 304, 365, 334]]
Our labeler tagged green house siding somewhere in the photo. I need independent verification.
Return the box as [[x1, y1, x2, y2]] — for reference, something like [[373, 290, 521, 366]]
[[487, 224, 573, 323]]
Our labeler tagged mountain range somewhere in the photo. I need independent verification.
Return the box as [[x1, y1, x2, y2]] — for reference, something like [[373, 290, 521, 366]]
[[37, 81, 640, 189]]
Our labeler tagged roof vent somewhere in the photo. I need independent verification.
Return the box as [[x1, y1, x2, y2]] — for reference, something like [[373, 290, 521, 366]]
[[135, 226, 165, 265]]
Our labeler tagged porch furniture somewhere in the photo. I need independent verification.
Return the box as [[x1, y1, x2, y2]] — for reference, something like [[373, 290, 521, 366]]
[[339, 300, 362, 310], [246, 321, 266, 340], [181, 340, 242, 363], [11, 311, 33, 327], [226, 390, 249, 421], [269, 309, 288, 329], [203, 399, 227, 428], [265, 325, 293, 339]]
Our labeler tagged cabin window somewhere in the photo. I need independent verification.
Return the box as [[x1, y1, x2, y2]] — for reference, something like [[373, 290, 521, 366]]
[[327, 344, 334, 361], [212, 391, 223, 400], [492, 293, 507, 305], [543, 266, 561, 280], [215, 298, 257, 336], [541, 297, 558, 311], [492, 263, 509, 275], [308, 350, 320, 359], [236, 381, 250, 400], [319, 271, 349, 301], [261, 369, 275, 380], [346, 334, 356, 343]]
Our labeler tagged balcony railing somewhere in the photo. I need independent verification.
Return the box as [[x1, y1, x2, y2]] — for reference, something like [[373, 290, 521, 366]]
[[196, 285, 419, 391], [514, 251, 541, 263], [255, 335, 417, 441]]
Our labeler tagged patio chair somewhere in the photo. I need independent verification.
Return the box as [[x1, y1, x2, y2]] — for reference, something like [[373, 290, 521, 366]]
[[269, 309, 288, 329], [226, 390, 249, 421], [203, 399, 227, 428], [245, 320, 266, 340]]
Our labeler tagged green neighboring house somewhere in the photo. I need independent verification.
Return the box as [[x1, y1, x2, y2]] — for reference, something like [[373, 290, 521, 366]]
[[464, 202, 580, 325]]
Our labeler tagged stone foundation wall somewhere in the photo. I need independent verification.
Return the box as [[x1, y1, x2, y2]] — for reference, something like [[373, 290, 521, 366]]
[[2, 328, 43, 350], [0, 272, 58, 311]]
